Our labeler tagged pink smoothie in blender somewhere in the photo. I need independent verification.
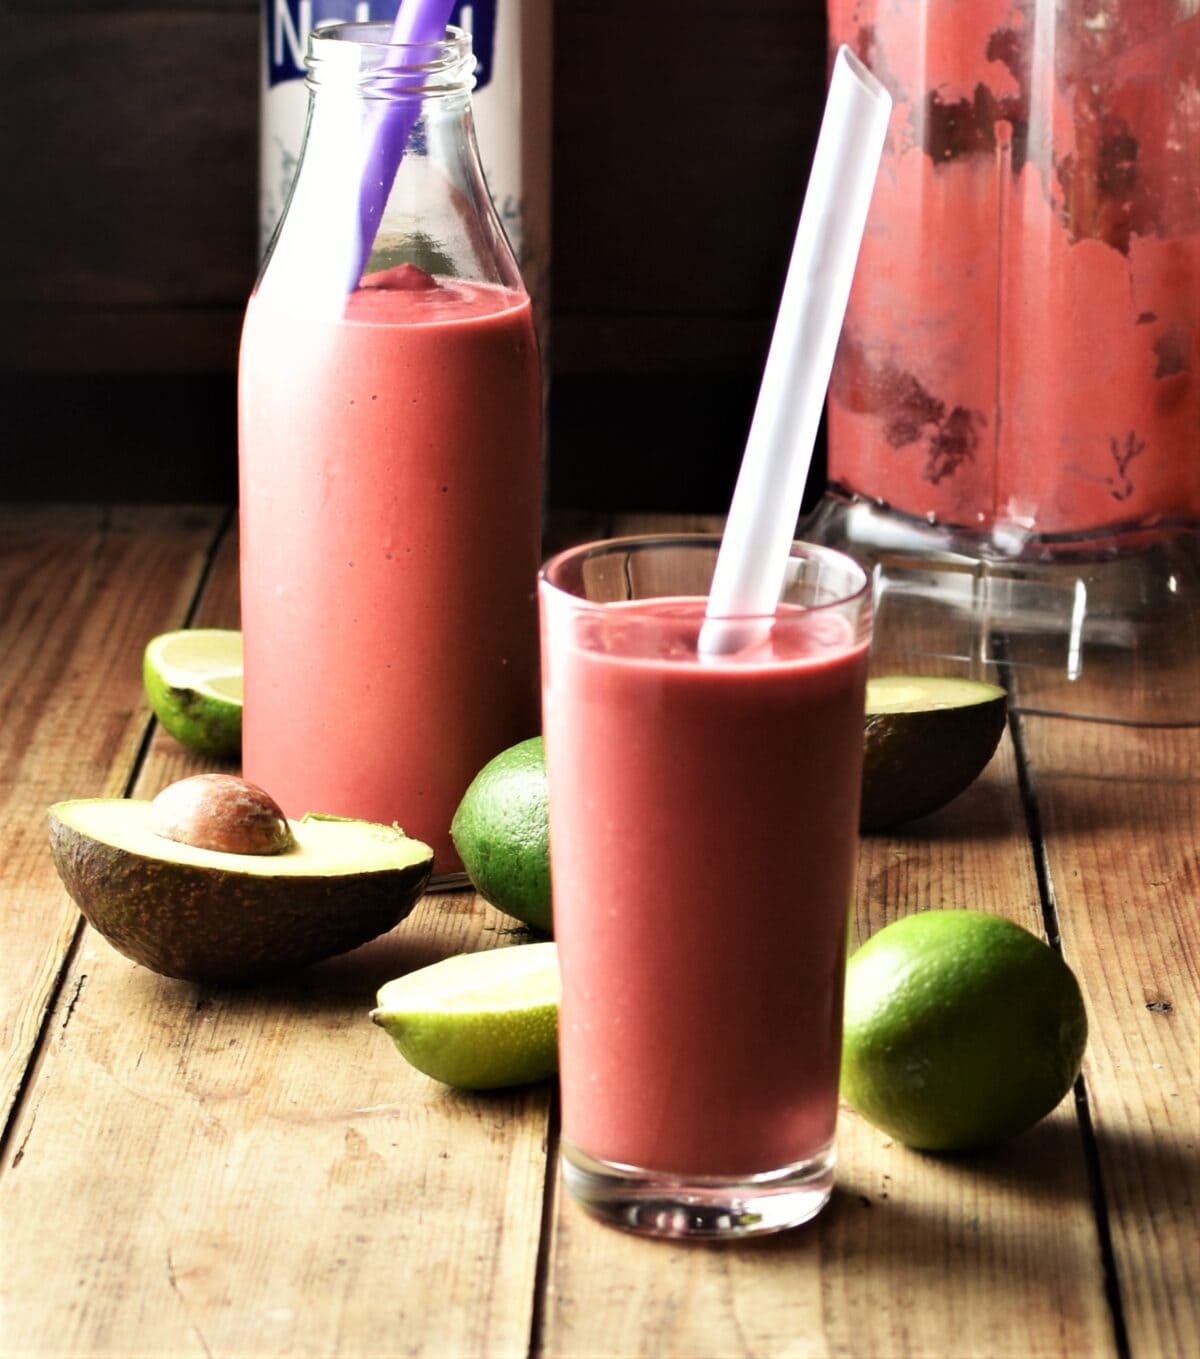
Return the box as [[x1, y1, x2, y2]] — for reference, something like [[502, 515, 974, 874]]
[[812, 0, 1200, 724]]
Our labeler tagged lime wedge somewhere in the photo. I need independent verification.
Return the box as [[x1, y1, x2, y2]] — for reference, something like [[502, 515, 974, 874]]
[[371, 942, 560, 1090], [143, 629, 243, 760]]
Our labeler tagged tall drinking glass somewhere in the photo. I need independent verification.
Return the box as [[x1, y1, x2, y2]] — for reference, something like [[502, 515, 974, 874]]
[[539, 536, 871, 1239]]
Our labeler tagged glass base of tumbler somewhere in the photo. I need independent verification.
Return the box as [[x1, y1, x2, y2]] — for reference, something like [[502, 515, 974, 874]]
[[803, 492, 1200, 727], [560, 1138, 835, 1240]]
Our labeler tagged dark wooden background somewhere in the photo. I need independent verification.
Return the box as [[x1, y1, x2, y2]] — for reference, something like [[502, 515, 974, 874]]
[[0, 0, 829, 510]]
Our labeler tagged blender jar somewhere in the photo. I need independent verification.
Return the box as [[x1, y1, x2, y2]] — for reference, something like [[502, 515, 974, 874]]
[[812, 0, 1200, 725]]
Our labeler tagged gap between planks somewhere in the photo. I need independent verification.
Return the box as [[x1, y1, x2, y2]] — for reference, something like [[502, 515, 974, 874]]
[[0, 506, 233, 1166], [1005, 688, 1133, 1359]]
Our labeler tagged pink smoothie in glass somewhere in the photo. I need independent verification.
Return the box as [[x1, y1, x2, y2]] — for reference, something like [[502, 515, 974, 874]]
[[238, 267, 541, 873], [543, 600, 869, 1177]]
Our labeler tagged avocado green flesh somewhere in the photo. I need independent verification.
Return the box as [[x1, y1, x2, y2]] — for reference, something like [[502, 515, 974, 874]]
[[866, 675, 1006, 716], [47, 799, 433, 985], [861, 677, 1007, 832], [50, 799, 431, 876]]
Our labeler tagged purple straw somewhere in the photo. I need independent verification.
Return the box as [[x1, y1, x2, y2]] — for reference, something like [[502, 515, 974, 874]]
[[350, 0, 458, 290]]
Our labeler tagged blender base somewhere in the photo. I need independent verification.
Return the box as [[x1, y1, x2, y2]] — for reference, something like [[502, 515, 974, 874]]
[[802, 493, 1200, 727]]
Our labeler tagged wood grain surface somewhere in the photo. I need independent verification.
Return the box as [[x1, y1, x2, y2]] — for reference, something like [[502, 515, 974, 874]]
[[2, 522, 552, 1358], [1, 508, 1196, 1359], [0, 505, 223, 1129], [1018, 716, 1199, 1359]]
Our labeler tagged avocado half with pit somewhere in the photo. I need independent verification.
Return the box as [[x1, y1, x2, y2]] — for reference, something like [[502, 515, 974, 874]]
[[48, 800, 434, 985], [861, 676, 1007, 831]]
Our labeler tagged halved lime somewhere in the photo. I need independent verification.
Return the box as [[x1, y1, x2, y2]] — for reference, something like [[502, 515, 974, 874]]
[[143, 629, 243, 760], [372, 942, 559, 1090]]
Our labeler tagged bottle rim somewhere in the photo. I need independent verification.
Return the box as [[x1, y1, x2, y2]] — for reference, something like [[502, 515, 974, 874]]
[[306, 21, 475, 96]]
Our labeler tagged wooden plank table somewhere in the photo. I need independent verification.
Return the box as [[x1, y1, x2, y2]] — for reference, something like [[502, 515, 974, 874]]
[[1, 505, 1196, 1359]]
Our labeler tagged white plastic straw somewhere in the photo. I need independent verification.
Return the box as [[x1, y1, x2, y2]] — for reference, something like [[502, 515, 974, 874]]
[[699, 47, 891, 656]]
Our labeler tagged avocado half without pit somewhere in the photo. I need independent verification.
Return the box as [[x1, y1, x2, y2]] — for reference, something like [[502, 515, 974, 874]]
[[861, 676, 1007, 832], [48, 775, 433, 985]]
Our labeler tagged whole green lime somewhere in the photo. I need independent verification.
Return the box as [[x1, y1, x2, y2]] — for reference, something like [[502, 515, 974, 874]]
[[450, 736, 551, 934], [841, 910, 1087, 1151]]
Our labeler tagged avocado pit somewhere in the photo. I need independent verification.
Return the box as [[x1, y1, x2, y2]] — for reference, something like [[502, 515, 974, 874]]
[[149, 774, 294, 855]]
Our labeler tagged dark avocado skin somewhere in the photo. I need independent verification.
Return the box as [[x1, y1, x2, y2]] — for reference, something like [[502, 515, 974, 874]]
[[47, 813, 432, 985], [860, 696, 1007, 832]]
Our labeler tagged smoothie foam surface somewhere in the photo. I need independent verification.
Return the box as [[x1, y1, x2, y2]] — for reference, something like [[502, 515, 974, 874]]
[[571, 598, 861, 668], [251, 265, 531, 327]]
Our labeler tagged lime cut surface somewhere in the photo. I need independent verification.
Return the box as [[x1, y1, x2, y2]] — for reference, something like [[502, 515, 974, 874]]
[[372, 942, 560, 1090], [143, 629, 243, 759]]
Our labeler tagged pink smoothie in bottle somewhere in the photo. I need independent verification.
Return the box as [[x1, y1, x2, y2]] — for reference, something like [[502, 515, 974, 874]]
[[541, 591, 869, 1178], [239, 267, 541, 874]]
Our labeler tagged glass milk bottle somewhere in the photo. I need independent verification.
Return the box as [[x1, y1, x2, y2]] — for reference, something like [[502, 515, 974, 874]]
[[239, 21, 543, 880], [811, 0, 1200, 725], [258, 0, 553, 332]]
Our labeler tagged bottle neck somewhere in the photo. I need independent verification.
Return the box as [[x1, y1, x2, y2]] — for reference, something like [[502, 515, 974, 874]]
[[306, 21, 475, 105], [258, 21, 521, 312]]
